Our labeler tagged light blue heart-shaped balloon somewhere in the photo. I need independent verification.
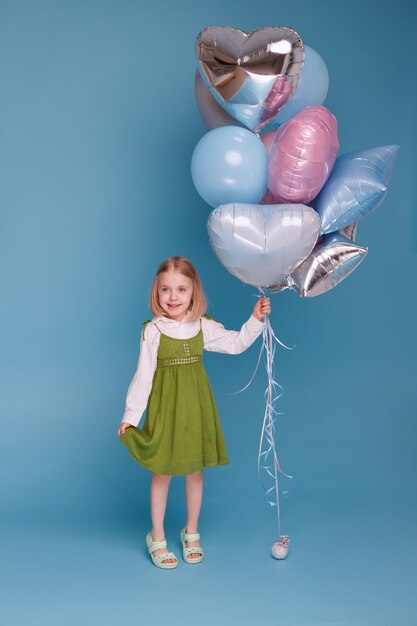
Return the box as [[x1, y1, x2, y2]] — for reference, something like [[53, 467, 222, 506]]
[[207, 203, 321, 288]]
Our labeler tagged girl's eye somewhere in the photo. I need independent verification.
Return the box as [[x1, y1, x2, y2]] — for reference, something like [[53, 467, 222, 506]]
[[161, 288, 169, 292], [179, 288, 186, 292]]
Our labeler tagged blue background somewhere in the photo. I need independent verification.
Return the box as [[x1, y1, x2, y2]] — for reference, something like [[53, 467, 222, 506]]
[[1, 1, 416, 624]]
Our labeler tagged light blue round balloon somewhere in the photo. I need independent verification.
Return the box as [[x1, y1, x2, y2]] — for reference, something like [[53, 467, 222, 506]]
[[263, 46, 329, 131], [191, 126, 268, 208]]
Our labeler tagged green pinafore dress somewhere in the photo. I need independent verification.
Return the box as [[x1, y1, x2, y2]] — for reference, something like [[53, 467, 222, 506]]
[[120, 316, 230, 476]]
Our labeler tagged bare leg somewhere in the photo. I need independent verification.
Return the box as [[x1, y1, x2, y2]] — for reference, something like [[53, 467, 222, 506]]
[[184, 470, 203, 558], [150, 473, 176, 564]]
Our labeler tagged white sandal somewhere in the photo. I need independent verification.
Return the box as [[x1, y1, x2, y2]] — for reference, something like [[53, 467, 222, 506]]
[[180, 528, 204, 564], [146, 532, 178, 569]]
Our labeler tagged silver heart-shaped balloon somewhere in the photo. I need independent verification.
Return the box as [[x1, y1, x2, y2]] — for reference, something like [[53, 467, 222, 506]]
[[207, 203, 321, 288], [194, 70, 241, 130], [196, 26, 304, 132]]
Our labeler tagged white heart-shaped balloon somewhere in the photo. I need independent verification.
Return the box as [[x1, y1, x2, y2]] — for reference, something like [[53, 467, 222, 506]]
[[207, 203, 321, 288]]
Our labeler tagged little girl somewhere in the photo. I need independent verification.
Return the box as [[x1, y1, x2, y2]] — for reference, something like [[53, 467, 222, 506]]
[[117, 255, 271, 569]]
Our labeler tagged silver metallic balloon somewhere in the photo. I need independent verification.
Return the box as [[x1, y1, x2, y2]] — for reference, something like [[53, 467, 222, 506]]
[[340, 222, 358, 241], [194, 70, 242, 130], [196, 26, 304, 132], [316, 145, 399, 234], [270, 232, 367, 297], [207, 203, 321, 288]]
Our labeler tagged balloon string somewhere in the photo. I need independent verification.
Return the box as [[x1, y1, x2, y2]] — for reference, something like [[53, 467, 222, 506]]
[[229, 337, 265, 395], [228, 289, 294, 538], [257, 287, 293, 538], [229, 295, 293, 396]]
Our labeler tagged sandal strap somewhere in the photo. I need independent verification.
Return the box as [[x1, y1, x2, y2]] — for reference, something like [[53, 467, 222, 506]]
[[183, 530, 200, 542], [153, 551, 177, 563], [184, 546, 203, 554], [148, 538, 167, 553]]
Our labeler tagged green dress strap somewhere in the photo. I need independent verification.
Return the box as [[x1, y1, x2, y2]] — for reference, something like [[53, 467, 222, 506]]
[[202, 313, 220, 323], [141, 319, 152, 341]]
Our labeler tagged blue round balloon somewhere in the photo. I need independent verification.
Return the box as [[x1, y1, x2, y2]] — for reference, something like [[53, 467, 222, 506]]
[[191, 126, 268, 208]]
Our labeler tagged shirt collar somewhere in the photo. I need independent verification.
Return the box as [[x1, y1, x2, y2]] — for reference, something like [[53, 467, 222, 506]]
[[152, 310, 194, 325]]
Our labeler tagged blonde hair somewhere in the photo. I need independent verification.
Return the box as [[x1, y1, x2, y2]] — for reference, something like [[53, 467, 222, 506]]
[[149, 256, 207, 321]]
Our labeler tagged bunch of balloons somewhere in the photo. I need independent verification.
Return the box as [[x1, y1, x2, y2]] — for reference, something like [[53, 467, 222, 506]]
[[191, 26, 399, 298], [191, 26, 399, 557]]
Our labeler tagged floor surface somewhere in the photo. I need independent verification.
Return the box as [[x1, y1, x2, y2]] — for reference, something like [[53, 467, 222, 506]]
[[2, 490, 416, 626]]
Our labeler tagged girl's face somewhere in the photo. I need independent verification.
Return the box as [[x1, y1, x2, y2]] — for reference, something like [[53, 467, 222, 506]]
[[157, 269, 193, 322]]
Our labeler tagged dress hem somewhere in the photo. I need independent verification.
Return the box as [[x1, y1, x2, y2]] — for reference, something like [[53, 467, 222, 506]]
[[120, 439, 229, 476]]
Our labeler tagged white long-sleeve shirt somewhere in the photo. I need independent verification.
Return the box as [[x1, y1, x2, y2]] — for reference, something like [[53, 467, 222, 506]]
[[121, 312, 265, 427]]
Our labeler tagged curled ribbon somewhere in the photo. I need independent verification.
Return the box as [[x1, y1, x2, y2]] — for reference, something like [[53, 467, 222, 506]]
[[258, 287, 293, 538], [230, 287, 294, 539]]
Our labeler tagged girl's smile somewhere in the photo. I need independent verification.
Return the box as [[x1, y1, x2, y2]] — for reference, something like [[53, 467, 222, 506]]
[[158, 270, 193, 321]]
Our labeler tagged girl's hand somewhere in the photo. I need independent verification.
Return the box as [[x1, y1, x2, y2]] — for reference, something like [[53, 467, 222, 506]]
[[253, 297, 271, 322], [117, 422, 133, 435]]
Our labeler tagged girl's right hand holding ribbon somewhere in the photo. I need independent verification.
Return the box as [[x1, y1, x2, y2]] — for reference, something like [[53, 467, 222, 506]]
[[253, 297, 271, 322]]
